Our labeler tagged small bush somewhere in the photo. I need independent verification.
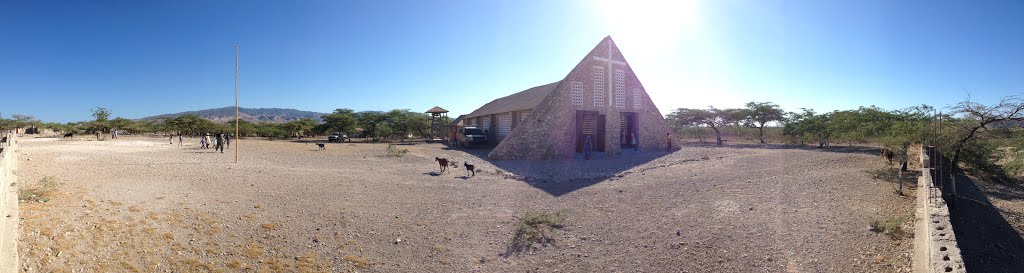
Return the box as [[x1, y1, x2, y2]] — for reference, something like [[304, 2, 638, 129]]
[[19, 176, 61, 203], [508, 209, 568, 253], [386, 144, 408, 157], [1004, 155, 1024, 177], [870, 216, 910, 239]]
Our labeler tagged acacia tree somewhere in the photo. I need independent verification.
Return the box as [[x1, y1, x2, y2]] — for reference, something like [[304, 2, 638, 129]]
[[738, 102, 785, 144], [667, 107, 736, 145], [784, 109, 833, 147], [321, 108, 357, 140], [357, 111, 387, 141], [282, 118, 318, 138], [945, 95, 1024, 176]]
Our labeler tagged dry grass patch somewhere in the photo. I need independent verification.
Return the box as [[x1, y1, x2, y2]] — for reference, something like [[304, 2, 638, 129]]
[[260, 223, 278, 231], [18, 176, 61, 203], [226, 260, 245, 270], [343, 254, 369, 269], [243, 244, 264, 259], [507, 209, 568, 253]]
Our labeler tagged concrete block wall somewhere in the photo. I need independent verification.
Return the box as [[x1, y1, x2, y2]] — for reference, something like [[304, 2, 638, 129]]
[[0, 133, 18, 271], [914, 146, 964, 273]]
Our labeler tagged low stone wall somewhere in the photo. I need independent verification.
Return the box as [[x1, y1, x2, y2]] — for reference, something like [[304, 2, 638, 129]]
[[0, 133, 18, 271], [914, 146, 964, 273]]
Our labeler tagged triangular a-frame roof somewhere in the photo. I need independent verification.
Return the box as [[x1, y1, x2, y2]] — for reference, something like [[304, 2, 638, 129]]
[[486, 35, 672, 160]]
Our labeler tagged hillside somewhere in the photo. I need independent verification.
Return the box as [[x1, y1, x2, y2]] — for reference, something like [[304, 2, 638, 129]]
[[142, 107, 326, 123]]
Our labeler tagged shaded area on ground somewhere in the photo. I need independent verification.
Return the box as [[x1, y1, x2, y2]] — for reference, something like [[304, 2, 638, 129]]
[[946, 172, 1024, 273], [450, 145, 672, 196]]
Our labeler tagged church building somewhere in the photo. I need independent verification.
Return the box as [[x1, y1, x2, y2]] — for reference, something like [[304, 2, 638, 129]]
[[462, 36, 672, 160]]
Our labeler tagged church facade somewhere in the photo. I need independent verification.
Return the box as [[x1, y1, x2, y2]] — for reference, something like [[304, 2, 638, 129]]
[[462, 36, 672, 160]]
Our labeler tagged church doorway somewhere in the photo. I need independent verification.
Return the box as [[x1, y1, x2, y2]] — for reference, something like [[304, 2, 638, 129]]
[[620, 112, 638, 149], [575, 110, 605, 153]]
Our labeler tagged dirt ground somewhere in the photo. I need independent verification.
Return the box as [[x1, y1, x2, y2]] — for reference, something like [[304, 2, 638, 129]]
[[15, 135, 916, 272]]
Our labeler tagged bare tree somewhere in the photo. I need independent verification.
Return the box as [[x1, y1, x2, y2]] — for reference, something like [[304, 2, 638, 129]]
[[947, 94, 1024, 177]]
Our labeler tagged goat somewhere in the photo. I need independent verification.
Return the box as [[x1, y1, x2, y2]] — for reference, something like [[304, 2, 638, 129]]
[[316, 143, 326, 151], [880, 148, 895, 166], [463, 162, 475, 177], [435, 157, 449, 173], [63, 132, 73, 140]]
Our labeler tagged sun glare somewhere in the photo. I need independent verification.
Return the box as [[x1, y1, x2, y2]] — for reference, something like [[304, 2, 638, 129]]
[[595, 0, 701, 47]]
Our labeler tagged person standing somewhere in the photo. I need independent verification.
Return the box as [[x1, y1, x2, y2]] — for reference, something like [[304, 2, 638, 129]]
[[584, 135, 593, 160], [215, 132, 225, 153], [169, 134, 174, 145], [666, 132, 673, 152], [200, 135, 206, 149], [179, 134, 183, 146], [630, 132, 638, 151], [225, 133, 231, 148]]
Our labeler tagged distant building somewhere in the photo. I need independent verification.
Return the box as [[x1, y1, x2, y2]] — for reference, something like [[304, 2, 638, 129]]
[[463, 36, 672, 159]]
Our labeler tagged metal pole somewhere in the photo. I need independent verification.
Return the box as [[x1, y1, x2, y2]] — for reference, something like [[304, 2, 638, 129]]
[[235, 43, 239, 163]]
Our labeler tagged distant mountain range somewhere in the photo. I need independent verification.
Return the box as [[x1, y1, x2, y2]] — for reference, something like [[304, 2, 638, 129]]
[[142, 107, 326, 123]]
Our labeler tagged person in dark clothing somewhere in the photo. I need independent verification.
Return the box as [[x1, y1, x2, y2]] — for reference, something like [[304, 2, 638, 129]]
[[215, 132, 225, 153], [666, 132, 673, 152]]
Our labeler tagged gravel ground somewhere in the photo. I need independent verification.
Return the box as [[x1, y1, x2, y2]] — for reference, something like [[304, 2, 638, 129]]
[[15, 136, 914, 272]]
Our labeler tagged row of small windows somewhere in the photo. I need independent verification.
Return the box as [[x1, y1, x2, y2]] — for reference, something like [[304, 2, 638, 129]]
[[593, 66, 605, 107], [573, 68, 644, 109], [614, 69, 625, 109], [633, 88, 643, 110]]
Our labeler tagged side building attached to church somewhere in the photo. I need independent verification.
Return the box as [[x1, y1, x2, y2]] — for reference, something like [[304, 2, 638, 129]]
[[462, 36, 672, 160]]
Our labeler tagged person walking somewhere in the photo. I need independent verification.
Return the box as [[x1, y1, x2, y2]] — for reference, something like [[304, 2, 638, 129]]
[[179, 134, 183, 146], [169, 134, 174, 145], [199, 135, 207, 149], [215, 132, 225, 153], [225, 133, 231, 148]]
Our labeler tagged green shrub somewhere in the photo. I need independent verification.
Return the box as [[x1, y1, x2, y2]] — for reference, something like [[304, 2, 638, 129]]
[[386, 144, 408, 157], [870, 216, 910, 239]]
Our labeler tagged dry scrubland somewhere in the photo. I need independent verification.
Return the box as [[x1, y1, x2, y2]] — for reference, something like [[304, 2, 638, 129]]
[[16, 136, 915, 272]]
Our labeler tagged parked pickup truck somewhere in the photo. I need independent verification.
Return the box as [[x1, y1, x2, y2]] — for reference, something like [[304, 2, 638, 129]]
[[458, 127, 488, 147]]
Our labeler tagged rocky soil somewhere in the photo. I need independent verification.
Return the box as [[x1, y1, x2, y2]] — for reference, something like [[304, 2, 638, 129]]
[[15, 136, 914, 272]]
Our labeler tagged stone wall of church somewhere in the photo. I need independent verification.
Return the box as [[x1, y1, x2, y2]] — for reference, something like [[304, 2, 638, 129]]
[[487, 37, 675, 159]]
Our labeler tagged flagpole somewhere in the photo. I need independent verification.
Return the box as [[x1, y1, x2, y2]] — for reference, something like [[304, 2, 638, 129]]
[[234, 43, 239, 163]]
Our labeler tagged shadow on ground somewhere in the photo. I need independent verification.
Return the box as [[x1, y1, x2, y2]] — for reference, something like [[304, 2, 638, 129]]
[[945, 172, 1024, 272], [448, 144, 673, 196]]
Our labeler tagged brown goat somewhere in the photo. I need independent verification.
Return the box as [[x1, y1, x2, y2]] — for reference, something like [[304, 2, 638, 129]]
[[435, 157, 449, 173]]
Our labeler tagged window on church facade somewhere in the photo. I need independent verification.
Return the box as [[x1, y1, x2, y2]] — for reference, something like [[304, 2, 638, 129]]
[[570, 81, 584, 107], [614, 69, 625, 109], [593, 66, 605, 107], [633, 88, 643, 110]]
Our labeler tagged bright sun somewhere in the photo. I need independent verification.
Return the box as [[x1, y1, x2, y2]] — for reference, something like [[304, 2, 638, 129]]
[[595, 0, 701, 46]]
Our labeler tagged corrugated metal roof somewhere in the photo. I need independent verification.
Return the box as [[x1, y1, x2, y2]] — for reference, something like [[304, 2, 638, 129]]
[[466, 81, 560, 118]]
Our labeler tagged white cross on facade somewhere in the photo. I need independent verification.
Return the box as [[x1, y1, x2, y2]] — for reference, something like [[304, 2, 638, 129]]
[[593, 39, 625, 107]]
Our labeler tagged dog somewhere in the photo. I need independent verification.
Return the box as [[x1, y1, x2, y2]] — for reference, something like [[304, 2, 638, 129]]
[[435, 157, 449, 173], [316, 143, 326, 151], [464, 162, 475, 177], [880, 148, 895, 165], [63, 132, 73, 140]]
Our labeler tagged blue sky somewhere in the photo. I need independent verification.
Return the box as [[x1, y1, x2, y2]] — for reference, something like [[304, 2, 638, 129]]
[[1, 0, 1022, 123]]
